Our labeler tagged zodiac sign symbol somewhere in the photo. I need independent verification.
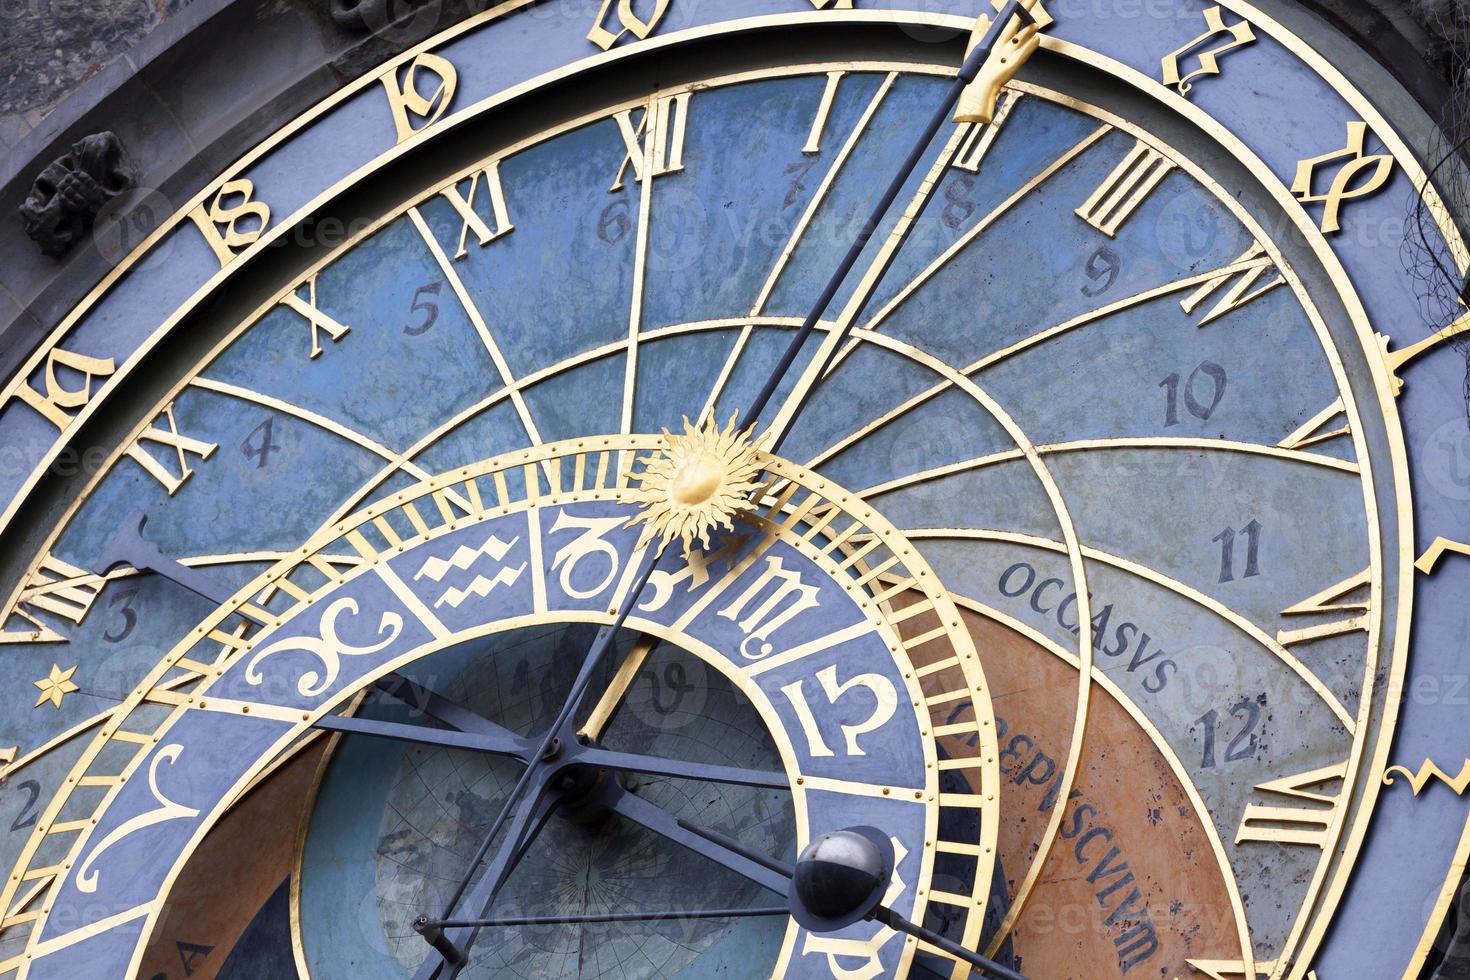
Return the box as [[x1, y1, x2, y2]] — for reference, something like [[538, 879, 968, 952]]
[[245, 597, 402, 698], [76, 744, 199, 894], [718, 555, 821, 660], [414, 533, 526, 609]]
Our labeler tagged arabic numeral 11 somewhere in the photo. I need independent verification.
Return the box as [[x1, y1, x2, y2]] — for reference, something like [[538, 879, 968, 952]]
[[1214, 519, 1262, 583]]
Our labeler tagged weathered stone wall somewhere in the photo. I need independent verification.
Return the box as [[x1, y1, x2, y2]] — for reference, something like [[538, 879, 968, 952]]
[[0, 0, 195, 148]]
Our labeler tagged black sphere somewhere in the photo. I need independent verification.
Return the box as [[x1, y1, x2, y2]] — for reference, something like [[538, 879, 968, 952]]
[[793, 829, 888, 920]]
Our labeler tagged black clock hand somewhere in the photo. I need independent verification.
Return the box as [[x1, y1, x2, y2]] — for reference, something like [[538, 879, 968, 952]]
[[746, 0, 1039, 451], [96, 510, 268, 626], [412, 788, 563, 980], [414, 5, 1039, 970], [420, 550, 663, 972], [420, 776, 1028, 980]]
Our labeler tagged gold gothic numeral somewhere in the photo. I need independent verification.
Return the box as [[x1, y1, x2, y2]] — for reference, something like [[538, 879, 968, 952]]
[[780, 666, 898, 758], [611, 93, 690, 192], [1179, 242, 1283, 326], [438, 161, 515, 260], [280, 273, 350, 359], [1275, 569, 1370, 648], [953, 93, 1021, 173], [1234, 763, 1345, 848], [13, 347, 116, 433], [1378, 312, 1470, 396], [1161, 6, 1256, 96], [76, 744, 201, 894], [718, 555, 822, 660], [1076, 140, 1175, 237], [1417, 537, 1470, 575], [1384, 759, 1470, 795], [588, 0, 671, 50], [125, 403, 219, 495], [1291, 121, 1394, 234], [804, 71, 846, 154], [380, 52, 458, 143], [189, 178, 272, 267]]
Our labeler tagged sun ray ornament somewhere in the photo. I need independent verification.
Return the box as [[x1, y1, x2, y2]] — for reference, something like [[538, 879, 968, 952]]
[[625, 413, 767, 557]]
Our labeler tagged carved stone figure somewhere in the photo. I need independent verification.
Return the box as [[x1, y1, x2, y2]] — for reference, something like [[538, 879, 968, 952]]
[[18, 132, 132, 259]]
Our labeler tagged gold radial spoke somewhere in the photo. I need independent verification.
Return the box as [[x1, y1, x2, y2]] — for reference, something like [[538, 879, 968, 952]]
[[578, 634, 660, 743]]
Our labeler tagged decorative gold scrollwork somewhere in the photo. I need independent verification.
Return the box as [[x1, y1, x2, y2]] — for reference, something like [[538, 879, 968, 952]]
[[245, 597, 403, 698], [76, 744, 199, 894]]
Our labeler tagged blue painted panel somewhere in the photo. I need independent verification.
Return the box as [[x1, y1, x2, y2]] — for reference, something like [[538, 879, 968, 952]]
[[521, 352, 625, 442], [0, 575, 216, 755], [765, 73, 955, 321], [213, 570, 437, 711], [868, 456, 1064, 540], [633, 329, 740, 434], [1040, 446, 1367, 634], [410, 398, 533, 473], [813, 384, 1017, 495], [641, 73, 886, 331], [37, 711, 292, 943], [56, 386, 385, 566], [416, 117, 642, 381], [25, 914, 147, 980], [205, 216, 502, 451]]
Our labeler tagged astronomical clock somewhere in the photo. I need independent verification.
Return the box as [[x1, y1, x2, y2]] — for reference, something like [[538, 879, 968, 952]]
[[1, 0, 1470, 978]]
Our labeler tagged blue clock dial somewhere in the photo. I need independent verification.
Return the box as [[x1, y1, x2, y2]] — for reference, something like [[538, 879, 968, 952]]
[[0, 7, 1456, 976]]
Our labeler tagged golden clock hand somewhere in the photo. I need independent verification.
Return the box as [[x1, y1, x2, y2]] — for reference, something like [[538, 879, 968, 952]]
[[576, 632, 657, 742]]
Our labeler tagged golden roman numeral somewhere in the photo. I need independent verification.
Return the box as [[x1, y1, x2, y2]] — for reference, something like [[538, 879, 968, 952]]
[[587, 0, 671, 50], [1076, 139, 1175, 236], [437, 161, 515, 260], [803, 71, 846, 154], [125, 403, 218, 495], [1179, 242, 1284, 326], [1235, 762, 1345, 848], [13, 347, 116, 433], [611, 93, 690, 192], [380, 52, 457, 143], [953, 92, 1021, 173], [189, 178, 271, 267], [0, 556, 105, 643], [280, 273, 350, 359], [1275, 569, 1370, 648], [1278, 397, 1349, 451]]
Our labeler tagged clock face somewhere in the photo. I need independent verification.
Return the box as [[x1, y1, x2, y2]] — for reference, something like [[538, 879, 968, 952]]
[[0, 4, 1467, 980]]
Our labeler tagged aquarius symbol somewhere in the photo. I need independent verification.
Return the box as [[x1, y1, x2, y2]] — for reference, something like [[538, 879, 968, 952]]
[[245, 597, 402, 698], [414, 533, 527, 608], [77, 744, 199, 894]]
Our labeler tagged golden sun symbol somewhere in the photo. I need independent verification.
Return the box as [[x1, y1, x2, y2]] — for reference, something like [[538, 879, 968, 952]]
[[627, 414, 766, 557]]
